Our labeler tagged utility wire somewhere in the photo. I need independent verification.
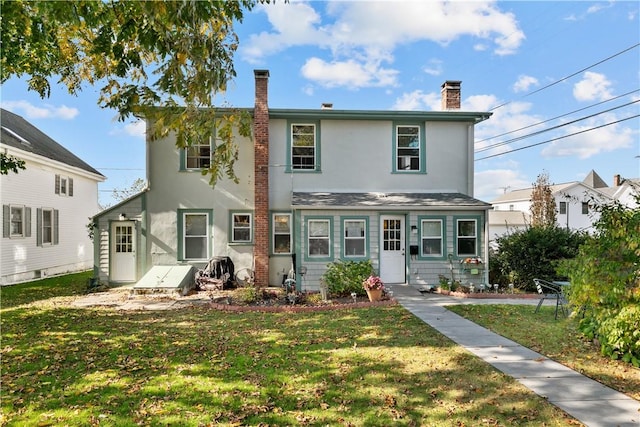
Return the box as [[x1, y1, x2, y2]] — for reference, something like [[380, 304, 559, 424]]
[[475, 88, 640, 144], [488, 43, 640, 112], [475, 114, 640, 161], [476, 99, 640, 153]]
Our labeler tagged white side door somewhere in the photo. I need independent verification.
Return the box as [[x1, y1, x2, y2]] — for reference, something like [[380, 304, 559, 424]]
[[111, 221, 136, 282], [379, 215, 406, 283]]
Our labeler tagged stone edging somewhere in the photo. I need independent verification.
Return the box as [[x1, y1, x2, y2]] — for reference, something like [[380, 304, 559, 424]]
[[438, 290, 539, 299], [208, 298, 398, 313]]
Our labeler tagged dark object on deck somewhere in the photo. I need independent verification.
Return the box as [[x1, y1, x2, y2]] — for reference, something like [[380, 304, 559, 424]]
[[195, 256, 235, 290]]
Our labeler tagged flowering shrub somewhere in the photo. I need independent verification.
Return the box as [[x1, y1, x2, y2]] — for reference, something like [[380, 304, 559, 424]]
[[363, 275, 384, 291]]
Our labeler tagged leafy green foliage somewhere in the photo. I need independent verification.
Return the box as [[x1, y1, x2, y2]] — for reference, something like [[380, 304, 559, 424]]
[[0, 153, 26, 175], [321, 260, 375, 297], [557, 192, 640, 364], [491, 226, 586, 291], [0, 0, 260, 183]]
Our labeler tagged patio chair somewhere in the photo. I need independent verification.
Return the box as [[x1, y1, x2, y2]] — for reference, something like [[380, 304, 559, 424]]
[[534, 278, 568, 319]]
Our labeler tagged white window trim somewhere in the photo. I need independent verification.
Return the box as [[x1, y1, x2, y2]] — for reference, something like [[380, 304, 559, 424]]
[[184, 137, 213, 170], [182, 212, 210, 261], [231, 212, 253, 243], [291, 123, 316, 170], [10, 205, 24, 238], [307, 218, 331, 258], [343, 219, 366, 258], [421, 219, 443, 257], [456, 219, 478, 257], [41, 208, 54, 245], [396, 124, 421, 172]]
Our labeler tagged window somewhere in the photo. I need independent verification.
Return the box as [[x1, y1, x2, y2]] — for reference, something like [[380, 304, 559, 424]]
[[343, 219, 366, 257], [185, 139, 211, 169], [559, 201, 567, 215], [272, 213, 292, 254], [55, 175, 73, 196], [421, 219, 443, 256], [36, 208, 57, 246], [231, 213, 252, 243], [307, 218, 331, 258], [41, 209, 53, 244], [291, 124, 316, 170], [456, 219, 477, 256], [181, 211, 210, 260], [581, 202, 589, 215], [10, 206, 24, 237], [396, 125, 420, 171], [3, 205, 32, 239]]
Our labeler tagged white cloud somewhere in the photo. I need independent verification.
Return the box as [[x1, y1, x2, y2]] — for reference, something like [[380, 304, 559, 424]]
[[391, 90, 440, 111], [541, 113, 635, 159], [109, 120, 145, 139], [242, 1, 525, 88], [301, 57, 399, 89], [1, 100, 79, 120], [513, 75, 539, 93], [423, 59, 443, 76], [474, 168, 530, 202], [573, 71, 613, 101]]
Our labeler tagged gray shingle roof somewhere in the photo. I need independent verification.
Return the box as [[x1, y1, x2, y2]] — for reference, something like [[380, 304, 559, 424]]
[[1, 108, 104, 177], [292, 192, 491, 209]]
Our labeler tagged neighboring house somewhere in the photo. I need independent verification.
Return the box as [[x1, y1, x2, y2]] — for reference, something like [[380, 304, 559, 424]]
[[93, 71, 493, 291], [488, 170, 637, 244], [1, 109, 105, 285]]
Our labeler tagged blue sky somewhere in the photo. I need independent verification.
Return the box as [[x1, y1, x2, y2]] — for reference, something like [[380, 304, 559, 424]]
[[2, 1, 639, 208]]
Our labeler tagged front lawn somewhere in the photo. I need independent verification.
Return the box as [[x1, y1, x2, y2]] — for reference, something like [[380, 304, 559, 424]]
[[448, 304, 640, 400], [2, 273, 578, 426]]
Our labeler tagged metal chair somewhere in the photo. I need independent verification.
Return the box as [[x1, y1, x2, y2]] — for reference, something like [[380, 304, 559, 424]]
[[534, 278, 568, 319]]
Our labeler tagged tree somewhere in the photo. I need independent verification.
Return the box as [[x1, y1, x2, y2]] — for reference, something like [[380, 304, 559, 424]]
[[1, 0, 263, 182], [530, 171, 557, 228], [0, 153, 26, 175]]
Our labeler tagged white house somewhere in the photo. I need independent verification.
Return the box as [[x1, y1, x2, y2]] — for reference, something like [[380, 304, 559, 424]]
[[1, 108, 105, 285], [488, 170, 636, 244], [92, 71, 493, 291]]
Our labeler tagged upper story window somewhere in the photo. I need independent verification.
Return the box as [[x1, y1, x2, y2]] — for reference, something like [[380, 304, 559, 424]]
[[393, 123, 425, 173], [456, 219, 477, 256], [231, 212, 252, 243], [559, 201, 567, 215], [272, 213, 292, 254], [185, 140, 211, 169], [290, 123, 318, 171], [421, 219, 443, 256], [581, 202, 589, 215], [55, 174, 73, 196]]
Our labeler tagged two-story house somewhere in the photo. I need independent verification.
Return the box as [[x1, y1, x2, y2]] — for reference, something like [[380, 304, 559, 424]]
[[92, 70, 492, 292], [1, 108, 105, 285], [488, 170, 627, 244]]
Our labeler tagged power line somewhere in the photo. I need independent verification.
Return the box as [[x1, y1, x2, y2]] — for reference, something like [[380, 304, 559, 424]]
[[488, 43, 640, 112], [475, 114, 640, 161], [475, 88, 640, 144], [476, 98, 640, 153]]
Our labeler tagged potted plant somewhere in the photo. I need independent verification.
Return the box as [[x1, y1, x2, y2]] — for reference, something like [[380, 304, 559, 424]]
[[363, 275, 384, 301]]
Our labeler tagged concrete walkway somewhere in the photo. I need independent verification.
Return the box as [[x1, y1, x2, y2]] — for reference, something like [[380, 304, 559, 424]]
[[387, 284, 639, 427]]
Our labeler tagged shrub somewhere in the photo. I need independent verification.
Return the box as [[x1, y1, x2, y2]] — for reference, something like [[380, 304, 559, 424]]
[[597, 305, 640, 367], [321, 260, 375, 297]]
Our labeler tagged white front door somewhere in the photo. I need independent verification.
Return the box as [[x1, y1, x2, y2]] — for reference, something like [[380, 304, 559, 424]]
[[380, 215, 406, 283], [111, 221, 136, 282]]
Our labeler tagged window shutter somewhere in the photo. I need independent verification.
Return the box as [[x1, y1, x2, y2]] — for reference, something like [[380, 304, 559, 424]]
[[55, 175, 60, 194], [36, 208, 42, 246], [2, 205, 8, 238], [68, 178, 74, 197], [25, 207, 31, 237], [53, 209, 59, 245]]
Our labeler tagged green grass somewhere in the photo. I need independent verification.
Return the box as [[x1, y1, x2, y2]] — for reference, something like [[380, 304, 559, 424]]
[[448, 304, 640, 401], [2, 273, 580, 426]]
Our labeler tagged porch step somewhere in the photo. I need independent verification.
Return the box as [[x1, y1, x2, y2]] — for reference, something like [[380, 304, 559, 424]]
[[133, 265, 194, 296]]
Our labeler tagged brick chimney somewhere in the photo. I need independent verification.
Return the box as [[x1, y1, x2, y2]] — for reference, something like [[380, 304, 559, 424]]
[[254, 69, 270, 286], [613, 174, 621, 186], [441, 80, 461, 110]]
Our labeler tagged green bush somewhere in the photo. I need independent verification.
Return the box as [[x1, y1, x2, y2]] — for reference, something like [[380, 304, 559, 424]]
[[492, 225, 586, 291], [597, 305, 640, 367], [558, 193, 640, 366], [321, 260, 375, 297]]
